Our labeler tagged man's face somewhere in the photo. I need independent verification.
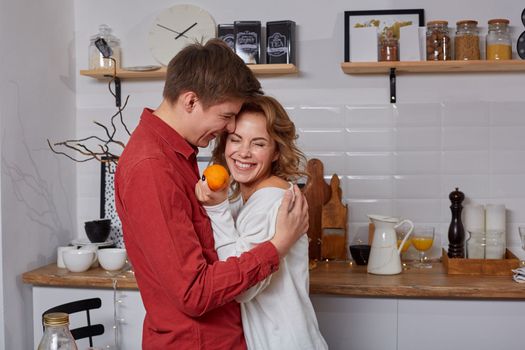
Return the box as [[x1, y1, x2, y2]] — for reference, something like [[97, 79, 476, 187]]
[[187, 99, 243, 148]]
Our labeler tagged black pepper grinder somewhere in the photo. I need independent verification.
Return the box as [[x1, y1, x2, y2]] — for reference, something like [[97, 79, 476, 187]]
[[448, 187, 465, 258]]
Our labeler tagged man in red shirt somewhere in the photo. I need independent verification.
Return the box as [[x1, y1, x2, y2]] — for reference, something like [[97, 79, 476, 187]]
[[115, 39, 308, 349]]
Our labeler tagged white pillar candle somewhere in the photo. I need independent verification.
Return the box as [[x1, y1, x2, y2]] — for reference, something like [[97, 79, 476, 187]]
[[485, 204, 506, 232], [463, 204, 485, 233]]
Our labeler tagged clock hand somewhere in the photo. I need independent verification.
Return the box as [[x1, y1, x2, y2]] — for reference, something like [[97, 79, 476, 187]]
[[175, 22, 197, 39], [156, 24, 188, 38]]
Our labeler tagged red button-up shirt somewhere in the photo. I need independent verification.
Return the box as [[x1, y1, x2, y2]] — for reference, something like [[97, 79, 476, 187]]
[[115, 109, 280, 349]]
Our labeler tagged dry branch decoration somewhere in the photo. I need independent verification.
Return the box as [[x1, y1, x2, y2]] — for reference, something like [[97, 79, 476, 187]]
[[47, 58, 130, 167]]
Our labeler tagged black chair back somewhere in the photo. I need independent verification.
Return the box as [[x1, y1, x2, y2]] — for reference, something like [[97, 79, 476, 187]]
[[42, 297, 104, 347]]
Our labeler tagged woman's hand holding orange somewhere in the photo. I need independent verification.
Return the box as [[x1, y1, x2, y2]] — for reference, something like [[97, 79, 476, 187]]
[[195, 164, 229, 206]]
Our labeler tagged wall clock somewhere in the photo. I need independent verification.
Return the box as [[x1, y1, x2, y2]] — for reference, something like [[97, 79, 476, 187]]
[[148, 4, 216, 66]]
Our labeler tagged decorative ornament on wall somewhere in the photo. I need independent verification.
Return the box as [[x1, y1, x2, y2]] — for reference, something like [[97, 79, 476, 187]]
[[101, 157, 124, 248], [148, 4, 216, 66], [517, 8, 525, 59]]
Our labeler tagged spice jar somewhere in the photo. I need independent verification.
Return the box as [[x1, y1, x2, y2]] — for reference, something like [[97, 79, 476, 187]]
[[379, 29, 399, 61], [426, 21, 451, 61], [486, 19, 512, 60], [454, 20, 480, 60], [88, 24, 121, 70]]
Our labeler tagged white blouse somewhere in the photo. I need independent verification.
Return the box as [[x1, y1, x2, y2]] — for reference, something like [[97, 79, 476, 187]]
[[204, 186, 328, 350]]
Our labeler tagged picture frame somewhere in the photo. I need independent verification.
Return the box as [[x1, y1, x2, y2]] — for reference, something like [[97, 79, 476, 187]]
[[344, 9, 425, 62]]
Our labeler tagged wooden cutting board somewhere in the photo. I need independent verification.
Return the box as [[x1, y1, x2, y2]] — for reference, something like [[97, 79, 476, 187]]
[[321, 174, 348, 260], [302, 159, 331, 261]]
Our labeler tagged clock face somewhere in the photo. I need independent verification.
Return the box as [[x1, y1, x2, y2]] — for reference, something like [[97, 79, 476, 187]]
[[149, 4, 216, 66]]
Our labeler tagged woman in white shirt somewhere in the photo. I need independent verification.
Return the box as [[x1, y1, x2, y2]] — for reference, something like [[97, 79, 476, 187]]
[[195, 96, 327, 350]]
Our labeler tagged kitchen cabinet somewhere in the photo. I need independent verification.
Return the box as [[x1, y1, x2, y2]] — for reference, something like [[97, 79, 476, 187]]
[[312, 295, 525, 350], [31, 286, 145, 350], [341, 60, 525, 102], [24, 261, 525, 349]]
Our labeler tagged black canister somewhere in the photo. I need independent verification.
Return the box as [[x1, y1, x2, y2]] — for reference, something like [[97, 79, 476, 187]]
[[266, 20, 296, 64], [234, 21, 261, 64], [218, 24, 235, 51]]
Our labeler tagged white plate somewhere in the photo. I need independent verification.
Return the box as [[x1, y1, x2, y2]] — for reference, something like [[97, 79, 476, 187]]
[[71, 238, 115, 247], [121, 65, 161, 72]]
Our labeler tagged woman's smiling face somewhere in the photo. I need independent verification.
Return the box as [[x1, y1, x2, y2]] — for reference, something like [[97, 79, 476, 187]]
[[225, 111, 279, 188]]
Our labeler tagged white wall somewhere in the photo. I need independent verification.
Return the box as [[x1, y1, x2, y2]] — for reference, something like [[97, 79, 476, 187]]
[[0, 0, 76, 347], [74, 0, 525, 259]]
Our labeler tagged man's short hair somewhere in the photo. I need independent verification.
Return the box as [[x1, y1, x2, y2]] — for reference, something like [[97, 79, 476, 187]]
[[163, 39, 263, 109]]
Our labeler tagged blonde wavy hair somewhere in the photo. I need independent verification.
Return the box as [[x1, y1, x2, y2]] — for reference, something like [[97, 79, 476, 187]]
[[211, 95, 308, 198]]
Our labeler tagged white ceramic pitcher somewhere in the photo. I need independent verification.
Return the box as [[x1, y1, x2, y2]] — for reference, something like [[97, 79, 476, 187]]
[[367, 215, 414, 275]]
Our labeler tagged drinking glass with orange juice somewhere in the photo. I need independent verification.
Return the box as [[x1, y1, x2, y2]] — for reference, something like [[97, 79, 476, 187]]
[[396, 231, 412, 255], [411, 226, 435, 268]]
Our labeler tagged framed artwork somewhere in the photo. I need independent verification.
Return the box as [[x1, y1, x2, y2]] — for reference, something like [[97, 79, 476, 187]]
[[344, 9, 425, 62]]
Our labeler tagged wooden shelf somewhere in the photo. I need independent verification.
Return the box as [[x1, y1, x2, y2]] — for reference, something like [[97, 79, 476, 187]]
[[80, 63, 298, 80], [341, 60, 525, 74]]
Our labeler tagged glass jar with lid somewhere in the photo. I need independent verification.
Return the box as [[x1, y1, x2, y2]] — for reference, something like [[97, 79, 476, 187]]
[[466, 231, 485, 259], [88, 24, 121, 70], [485, 230, 506, 259], [378, 29, 399, 61], [486, 19, 512, 60], [38, 312, 78, 350], [426, 20, 451, 61], [454, 20, 480, 60]]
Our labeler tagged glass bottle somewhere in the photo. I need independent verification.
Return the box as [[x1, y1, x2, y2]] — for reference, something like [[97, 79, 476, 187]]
[[38, 312, 78, 350], [88, 24, 121, 70], [454, 20, 480, 60], [486, 19, 512, 60], [426, 20, 451, 61], [379, 29, 399, 61]]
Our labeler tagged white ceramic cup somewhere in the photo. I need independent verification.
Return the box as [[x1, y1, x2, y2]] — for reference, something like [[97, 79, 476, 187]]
[[63, 249, 97, 272], [98, 248, 127, 271], [57, 246, 77, 268], [80, 244, 99, 267]]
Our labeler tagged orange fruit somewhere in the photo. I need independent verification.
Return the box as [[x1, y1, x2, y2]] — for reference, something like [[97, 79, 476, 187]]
[[203, 164, 229, 191]]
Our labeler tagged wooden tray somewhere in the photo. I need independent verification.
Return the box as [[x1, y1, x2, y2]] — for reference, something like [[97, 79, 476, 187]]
[[442, 248, 519, 276]]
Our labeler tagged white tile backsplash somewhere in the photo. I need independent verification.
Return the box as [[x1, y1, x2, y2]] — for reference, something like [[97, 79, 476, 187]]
[[489, 101, 525, 126], [345, 105, 393, 126], [442, 101, 490, 126], [77, 100, 525, 248], [490, 126, 525, 150], [442, 127, 490, 151], [394, 127, 441, 151], [393, 175, 441, 198], [393, 151, 441, 175], [346, 152, 393, 175], [345, 128, 393, 151], [394, 103, 441, 127], [293, 106, 343, 128], [490, 151, 525, 174], [441, 151, 490, 174]]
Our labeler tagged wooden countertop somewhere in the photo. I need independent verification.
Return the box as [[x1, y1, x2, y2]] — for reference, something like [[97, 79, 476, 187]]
[[22, 262, 525, 299]]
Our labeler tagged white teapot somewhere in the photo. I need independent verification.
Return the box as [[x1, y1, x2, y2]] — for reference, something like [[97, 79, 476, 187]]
[[367, 215, 414, 275]]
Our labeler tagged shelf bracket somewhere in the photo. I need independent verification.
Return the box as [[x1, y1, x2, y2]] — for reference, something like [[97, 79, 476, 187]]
[[102, 75, 122, 108], [389, 68, 396, 103], [114, 77, 121, 108]]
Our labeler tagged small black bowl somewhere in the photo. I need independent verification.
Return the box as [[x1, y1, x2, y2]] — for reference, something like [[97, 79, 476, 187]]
[[349, 244, 371, 265], [84, 219, 111, 243]]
